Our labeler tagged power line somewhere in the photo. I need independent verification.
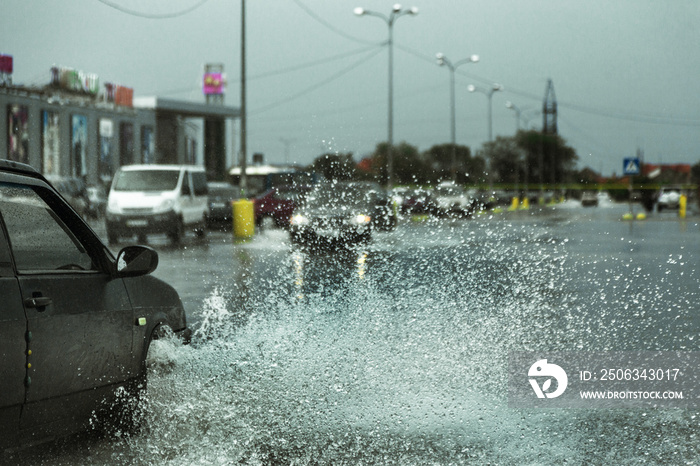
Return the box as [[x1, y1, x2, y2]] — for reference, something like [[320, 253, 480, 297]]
[[249, 46, 385, 115], [95, 0, 211, 19], [152, 45, 383, 96], [559, 101, 700, 126], [291, 0, 383, 46]]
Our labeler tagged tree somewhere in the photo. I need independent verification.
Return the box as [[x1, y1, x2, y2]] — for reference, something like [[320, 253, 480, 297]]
[[365, 142, 433, 185], [477, 136, 525, 185], [514, 130, 578, 188], [423, 143, 485, 184], [309, 153, 357, 181]]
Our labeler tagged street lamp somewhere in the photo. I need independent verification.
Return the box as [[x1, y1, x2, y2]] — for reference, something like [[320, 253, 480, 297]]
[[467, 83, 503, 142], [505, 101, 541, 203], [505, 100, 522, 131], [436, 52, 479, 181], [355, 4, 418, 188]]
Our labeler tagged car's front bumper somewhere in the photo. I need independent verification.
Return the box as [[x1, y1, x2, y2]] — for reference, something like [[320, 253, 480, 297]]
[[106, 210, 179, 236]]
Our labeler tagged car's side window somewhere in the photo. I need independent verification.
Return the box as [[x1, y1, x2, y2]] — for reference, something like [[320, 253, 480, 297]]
[[0, 183, 94, 273]]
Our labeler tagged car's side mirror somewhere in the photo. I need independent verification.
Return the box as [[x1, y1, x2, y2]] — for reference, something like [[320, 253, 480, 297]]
[[115, 245, 159, 277]]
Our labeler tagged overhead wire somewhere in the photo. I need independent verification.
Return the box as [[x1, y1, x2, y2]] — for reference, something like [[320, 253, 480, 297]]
[[249, 46, 385, 116], [290, 0, 383, 46], [94, 0, 211, 19]]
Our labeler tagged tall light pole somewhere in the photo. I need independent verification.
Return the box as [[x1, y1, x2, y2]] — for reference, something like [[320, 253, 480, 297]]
[[436, 52, 479, 181], [468, 83, 502, 142], [505, 101, 540, 200], [355, 4, 418, 188], [239, 0, 247, 194]]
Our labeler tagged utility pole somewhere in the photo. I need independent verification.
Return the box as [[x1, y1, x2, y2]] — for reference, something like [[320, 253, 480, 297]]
[[280, 137, 296, 165], [542, 79, 557, 195], [239, 0, 247, 194]]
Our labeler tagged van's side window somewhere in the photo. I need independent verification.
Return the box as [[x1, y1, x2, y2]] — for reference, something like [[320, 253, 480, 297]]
[[192, 172, 208, 196]]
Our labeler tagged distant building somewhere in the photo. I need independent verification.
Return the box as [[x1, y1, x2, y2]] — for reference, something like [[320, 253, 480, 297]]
[[1, 62, 239, 186]]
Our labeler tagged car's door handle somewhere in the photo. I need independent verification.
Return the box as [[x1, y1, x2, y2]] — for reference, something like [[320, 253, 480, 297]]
[[24, 297, 52, 310]]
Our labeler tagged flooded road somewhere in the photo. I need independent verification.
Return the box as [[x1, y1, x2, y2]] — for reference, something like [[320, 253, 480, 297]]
[[14, 200, 700, 464]]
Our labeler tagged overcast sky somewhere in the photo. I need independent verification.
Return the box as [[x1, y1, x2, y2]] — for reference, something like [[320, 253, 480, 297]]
[[3, 0, 700, 176]]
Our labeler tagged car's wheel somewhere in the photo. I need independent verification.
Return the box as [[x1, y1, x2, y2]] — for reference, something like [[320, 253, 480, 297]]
[[97, 324, 173, 436]]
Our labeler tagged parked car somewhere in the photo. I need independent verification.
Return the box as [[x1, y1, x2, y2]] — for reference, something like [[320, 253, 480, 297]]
[[657, 186, 682, 211], [400, 188, 435, 214], [581, 190, 599, 207], [355, 181, 397, 231], [207, 181, 240, 228], [105, 165, 208, 244], [431, 182, 476, 217], [254, 185, 311, 229], [0, 159, 191, 451], [289, 182, 376, 246]]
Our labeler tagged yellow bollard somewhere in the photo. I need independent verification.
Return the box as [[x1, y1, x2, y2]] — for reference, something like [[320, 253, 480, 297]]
[[509, 197, 519, 211], [232, 199, 255, 238], [679, 194, 687, 219], [520, 197, 530, 210]]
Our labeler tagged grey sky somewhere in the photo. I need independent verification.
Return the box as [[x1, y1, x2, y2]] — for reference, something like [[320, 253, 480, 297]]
[[3, 0, 699, 176]]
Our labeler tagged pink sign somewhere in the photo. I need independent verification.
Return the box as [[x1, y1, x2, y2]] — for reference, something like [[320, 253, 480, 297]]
[[203, 72, 224, 95]]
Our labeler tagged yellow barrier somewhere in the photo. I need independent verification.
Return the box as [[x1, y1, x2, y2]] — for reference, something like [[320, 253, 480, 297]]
[[508, 197, 519, 211], [520, 198, 530, 210], [232, 199, 255, 238], [680, 195, 687, 219]]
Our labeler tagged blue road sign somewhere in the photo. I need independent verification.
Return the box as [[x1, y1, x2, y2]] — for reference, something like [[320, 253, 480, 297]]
[[623, 158, 641, 175]]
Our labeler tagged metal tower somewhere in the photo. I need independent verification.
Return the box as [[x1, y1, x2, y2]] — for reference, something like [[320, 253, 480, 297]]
[[542, 79, 557, 134]]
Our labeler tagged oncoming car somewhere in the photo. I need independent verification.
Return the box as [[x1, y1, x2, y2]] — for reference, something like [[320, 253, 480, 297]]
[[289, 182, 377, 246], [0, 160, 191, 451]]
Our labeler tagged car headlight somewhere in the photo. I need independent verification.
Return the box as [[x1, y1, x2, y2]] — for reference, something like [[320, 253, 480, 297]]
[[290, 214, 309, 226], [351, 214, 371, 225], [107, 197, 120, 214]]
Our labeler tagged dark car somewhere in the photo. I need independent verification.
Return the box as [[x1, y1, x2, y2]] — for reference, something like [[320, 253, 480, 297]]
[[254, 185, 311, 229], [207, 181, 240, 228], [355, 181, 397, 231], [0, 160, 191, 451], [400, 187, 435, 215], [289, 182, 389, 246]]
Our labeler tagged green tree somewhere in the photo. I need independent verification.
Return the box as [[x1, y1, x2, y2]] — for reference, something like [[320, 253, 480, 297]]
[[514, 130, 578, 188], [477, 136, 525, 185], [309, 152, 357, 181], [423, 143, 485, 184], [366, 142, 433, 185]]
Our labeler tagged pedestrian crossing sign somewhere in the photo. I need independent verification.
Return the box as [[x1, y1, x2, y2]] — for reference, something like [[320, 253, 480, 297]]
[[623, 158, 640, 175]]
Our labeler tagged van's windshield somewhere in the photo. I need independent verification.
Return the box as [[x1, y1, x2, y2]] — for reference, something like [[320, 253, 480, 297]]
[[113, 170, 180, 192]]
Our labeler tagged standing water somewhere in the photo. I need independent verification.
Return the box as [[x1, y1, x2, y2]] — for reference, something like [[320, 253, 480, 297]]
[[15, 202, 700, 464]]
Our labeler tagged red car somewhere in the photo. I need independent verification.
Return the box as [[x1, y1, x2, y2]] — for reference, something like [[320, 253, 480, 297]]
[[253, 186, 311, 228]]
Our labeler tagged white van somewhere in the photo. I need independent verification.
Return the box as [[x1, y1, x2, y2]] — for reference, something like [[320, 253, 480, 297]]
[[105, 165, 208, 244]]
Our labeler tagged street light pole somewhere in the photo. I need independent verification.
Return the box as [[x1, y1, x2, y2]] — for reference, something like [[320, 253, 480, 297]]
[[468, 83, 503, 142], [436, 53, 479, 181], [355, 4, 418, 188], [468, 83, 502, 189]]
